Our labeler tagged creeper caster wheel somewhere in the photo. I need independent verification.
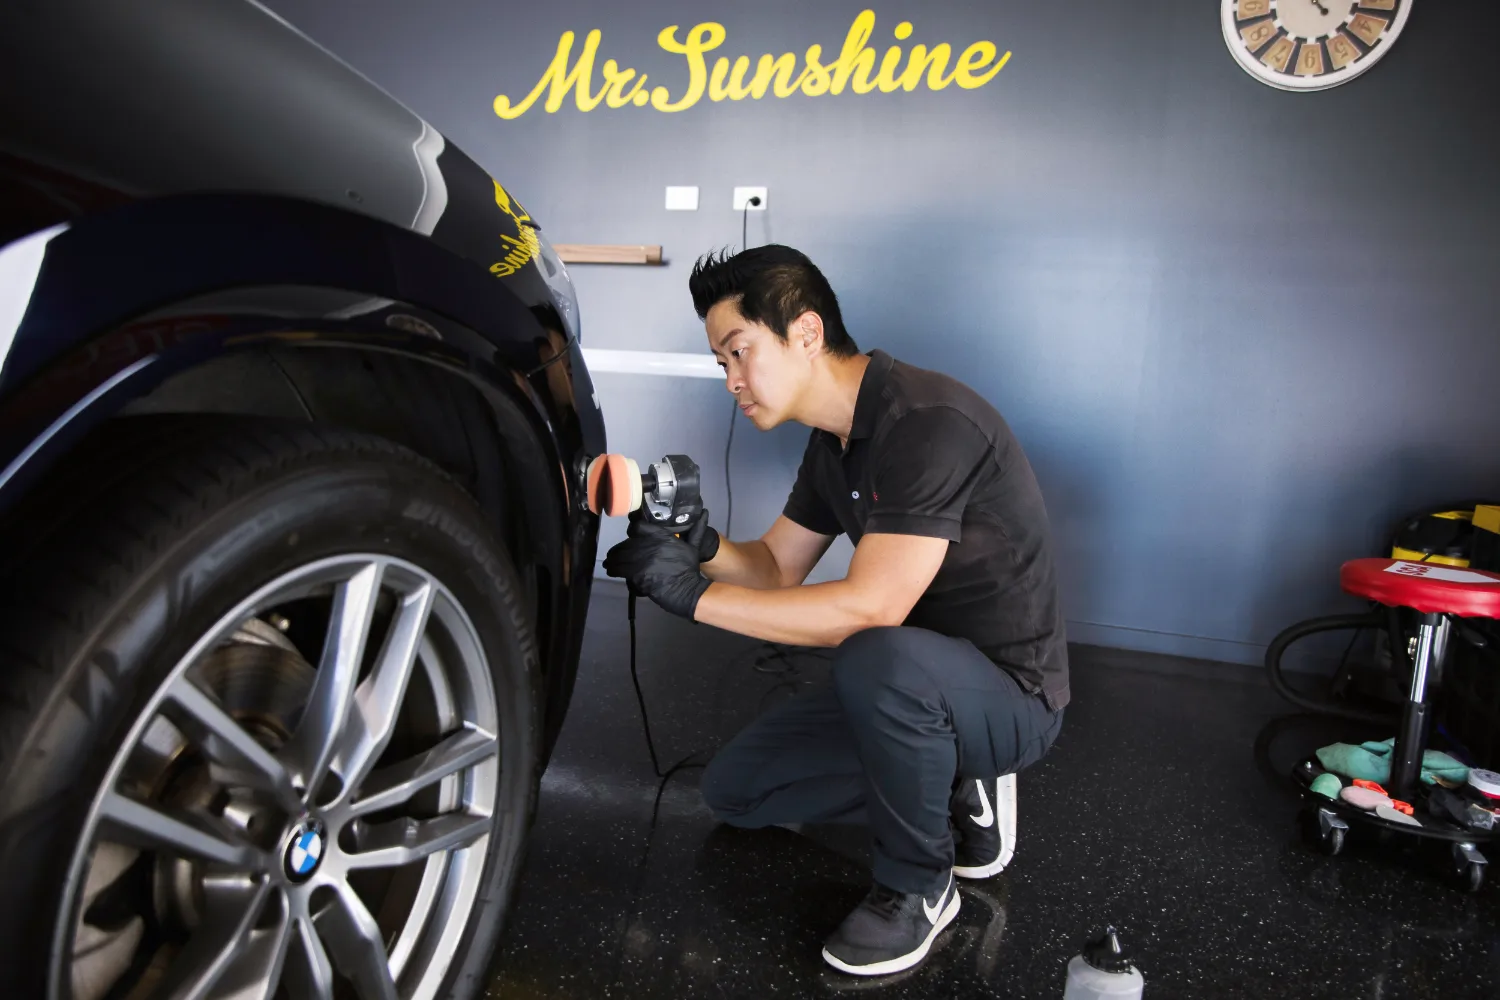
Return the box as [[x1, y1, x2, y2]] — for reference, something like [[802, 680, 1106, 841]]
[[1303, 805, 1348, 856], [1454, 843, 1487, 893]]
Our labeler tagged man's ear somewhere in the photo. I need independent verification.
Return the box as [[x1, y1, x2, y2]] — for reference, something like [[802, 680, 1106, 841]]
[[795, 311, 825, 354]]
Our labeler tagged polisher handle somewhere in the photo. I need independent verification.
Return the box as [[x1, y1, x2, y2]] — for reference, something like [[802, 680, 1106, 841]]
[[684, 512, 709, 551]]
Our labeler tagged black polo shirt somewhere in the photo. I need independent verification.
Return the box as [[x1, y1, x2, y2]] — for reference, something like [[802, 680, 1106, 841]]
[[783, 350, 1070, 710]]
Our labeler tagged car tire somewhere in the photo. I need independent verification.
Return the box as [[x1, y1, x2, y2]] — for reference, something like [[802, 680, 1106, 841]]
[[0, 415, 541, 1000]]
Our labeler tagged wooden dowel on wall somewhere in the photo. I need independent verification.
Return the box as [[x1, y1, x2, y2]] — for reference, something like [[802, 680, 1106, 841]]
[[553, 244, 663, 265]]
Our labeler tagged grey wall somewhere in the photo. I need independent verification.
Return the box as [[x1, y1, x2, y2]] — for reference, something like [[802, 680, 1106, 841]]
[[268, 0, 1500, 666]]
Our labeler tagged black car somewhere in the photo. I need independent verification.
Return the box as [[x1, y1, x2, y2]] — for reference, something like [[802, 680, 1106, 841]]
[[0, 1, 606, 997]]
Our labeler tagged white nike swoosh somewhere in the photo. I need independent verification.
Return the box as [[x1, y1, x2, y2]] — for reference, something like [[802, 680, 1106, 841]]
[[970, 780, 995, 828], [922, 880, 949, 924]]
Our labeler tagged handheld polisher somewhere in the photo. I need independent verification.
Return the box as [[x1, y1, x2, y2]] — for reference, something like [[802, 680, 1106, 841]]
[[585, 453, 705, 533]]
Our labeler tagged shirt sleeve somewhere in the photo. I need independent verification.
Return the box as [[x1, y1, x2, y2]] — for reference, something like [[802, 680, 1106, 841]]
[[782, 432, 843, 536], [864, 407, 990, 542]]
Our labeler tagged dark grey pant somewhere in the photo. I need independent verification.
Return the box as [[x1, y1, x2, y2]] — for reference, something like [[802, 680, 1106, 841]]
[[700, 626, 1064, 895]]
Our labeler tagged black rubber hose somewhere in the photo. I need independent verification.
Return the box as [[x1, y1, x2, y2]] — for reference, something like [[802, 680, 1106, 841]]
[[1264, 611, 1398, 725]]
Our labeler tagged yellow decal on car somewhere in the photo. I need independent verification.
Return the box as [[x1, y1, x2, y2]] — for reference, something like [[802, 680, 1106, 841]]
[[493, 10, 1010, 119], [489, 179, 541, 278]]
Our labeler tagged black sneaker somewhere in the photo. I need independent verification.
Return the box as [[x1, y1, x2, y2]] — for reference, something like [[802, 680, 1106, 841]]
[[951, 774, 1016, 879], [820, 874, 961, 976]]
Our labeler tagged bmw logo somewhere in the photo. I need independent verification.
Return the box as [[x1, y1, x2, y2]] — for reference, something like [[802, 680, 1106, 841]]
[[283, 821, 326, 881]]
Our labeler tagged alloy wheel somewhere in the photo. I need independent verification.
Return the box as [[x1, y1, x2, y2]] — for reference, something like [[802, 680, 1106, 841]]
[[53, 555, 502, 1000]]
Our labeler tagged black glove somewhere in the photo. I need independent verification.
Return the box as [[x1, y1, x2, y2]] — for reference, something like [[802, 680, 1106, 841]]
[[602, 514, 711, 620], [693, 511, 720, 563]]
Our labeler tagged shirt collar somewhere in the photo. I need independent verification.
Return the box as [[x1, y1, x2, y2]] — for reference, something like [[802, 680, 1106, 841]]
[[849, 349, 894, 441], [814, 349, 894, 456]]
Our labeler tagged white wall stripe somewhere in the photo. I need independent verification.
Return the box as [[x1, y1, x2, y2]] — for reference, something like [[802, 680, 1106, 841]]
[[581, 347, 722, 379]]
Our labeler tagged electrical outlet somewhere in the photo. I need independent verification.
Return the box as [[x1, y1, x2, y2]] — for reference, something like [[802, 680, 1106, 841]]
[[665, 186, 699, 211], [733, 186, 767, 211]]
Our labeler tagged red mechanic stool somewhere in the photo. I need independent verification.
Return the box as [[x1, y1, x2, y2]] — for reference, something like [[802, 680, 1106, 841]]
[[1294, 558, 1500, 891]]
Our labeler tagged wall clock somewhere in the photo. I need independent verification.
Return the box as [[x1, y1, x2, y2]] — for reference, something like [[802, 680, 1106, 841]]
[[1221, 0, 1412, 91]]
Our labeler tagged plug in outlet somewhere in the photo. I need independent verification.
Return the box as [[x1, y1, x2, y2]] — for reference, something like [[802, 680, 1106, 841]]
[[733, 186, 767, 211]]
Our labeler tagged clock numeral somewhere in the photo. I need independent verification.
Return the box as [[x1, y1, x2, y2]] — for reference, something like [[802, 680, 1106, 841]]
[[1348, 13, 1390, 47], [1237, 0, 1272, 19], [1328, 32, 1360, 69], [1240, 21, 1277, 51], [1295, 42, 1326, 76], [1359, 0, 1397, 10], [1261, 36, 1296, 73]]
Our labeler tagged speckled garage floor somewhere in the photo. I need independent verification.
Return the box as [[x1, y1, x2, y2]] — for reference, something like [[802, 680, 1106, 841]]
[[489, 583, 1499, 999]]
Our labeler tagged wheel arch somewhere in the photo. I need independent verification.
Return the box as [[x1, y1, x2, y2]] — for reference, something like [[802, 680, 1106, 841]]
[[0, 195, 602, 751]]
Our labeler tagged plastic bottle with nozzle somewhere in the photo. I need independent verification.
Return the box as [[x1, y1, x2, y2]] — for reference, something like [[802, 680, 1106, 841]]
[[1063, 928, 1144, 999]]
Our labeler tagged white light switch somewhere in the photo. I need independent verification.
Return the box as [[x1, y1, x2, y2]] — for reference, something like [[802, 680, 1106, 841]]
[[733, 186, 768, 211], [665, 186, 699, 211]]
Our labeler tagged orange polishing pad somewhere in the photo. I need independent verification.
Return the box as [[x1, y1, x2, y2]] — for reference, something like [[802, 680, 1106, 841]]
[[585, 454, 640, 517], [604, 454, 636, 516], [586, 456, 607, 513]]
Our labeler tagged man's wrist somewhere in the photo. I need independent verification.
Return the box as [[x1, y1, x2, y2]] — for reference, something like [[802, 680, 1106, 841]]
[[688, 578, 713, 620]]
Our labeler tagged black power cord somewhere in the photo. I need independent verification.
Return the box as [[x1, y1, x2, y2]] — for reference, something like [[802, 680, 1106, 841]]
[[627, 589, 706, 779], [624, 189, 795, 777], [627, 586, 825, 777], [727, 194, 759, 539], [741, 194, 761, 254], [605, 187, 828, 990]]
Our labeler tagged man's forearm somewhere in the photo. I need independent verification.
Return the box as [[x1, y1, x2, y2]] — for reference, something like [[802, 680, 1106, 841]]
[[693, 579, 883, 647], [702, 537, 784, 589]]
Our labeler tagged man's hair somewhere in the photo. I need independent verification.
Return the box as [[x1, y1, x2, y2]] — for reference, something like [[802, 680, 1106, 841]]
[[688, 245, 859, 357]]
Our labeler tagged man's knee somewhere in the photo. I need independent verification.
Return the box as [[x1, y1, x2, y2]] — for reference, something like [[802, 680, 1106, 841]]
[[699, 750, 757, 825], [831, 626, 932, 708]]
